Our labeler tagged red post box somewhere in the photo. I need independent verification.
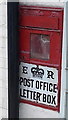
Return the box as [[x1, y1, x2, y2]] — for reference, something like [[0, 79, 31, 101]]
[[19, 5, 63, 112]]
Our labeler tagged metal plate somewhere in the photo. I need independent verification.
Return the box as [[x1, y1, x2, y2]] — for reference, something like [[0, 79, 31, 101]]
[[19, 62, 58, 109]]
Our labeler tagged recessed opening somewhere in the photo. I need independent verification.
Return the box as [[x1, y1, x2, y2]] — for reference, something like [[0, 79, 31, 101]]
[[31, 33, 50, 60]]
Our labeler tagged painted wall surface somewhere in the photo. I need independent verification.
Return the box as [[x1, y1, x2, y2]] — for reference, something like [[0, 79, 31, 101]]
[[0, 0, 8, 119], [0, 0, 67, 119], [19, 0, 65, 1], [19, 0, 64, 7], [19, 0, 67, 118]]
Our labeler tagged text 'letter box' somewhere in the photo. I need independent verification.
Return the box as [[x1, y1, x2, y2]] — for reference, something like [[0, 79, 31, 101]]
[[19, 5, 63, 112]]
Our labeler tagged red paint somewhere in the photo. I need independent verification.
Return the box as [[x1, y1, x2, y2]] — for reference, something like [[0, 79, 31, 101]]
[[19, 5, 64, 112], [19, 5, 63, 30], [19, 28, 62, 66]]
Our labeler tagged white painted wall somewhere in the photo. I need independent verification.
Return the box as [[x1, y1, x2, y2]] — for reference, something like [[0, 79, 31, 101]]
[[19, 0, 67, 118], [19, 0, 64, 7], [19, 0, 65, 2], [0, 0, 67, 119], [0, 0, 8, 119]]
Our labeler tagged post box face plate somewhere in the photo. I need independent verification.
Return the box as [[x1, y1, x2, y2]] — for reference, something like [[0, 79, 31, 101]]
[[19, 6, 63, 112]]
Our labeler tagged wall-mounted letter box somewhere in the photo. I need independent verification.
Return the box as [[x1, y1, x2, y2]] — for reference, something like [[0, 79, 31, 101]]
[[19, 5, 63, 112]]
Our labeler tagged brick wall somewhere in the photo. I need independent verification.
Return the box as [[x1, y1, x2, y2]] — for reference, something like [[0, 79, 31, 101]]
[[0, 1, 8, 119], [0, 0, 66, 119]]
